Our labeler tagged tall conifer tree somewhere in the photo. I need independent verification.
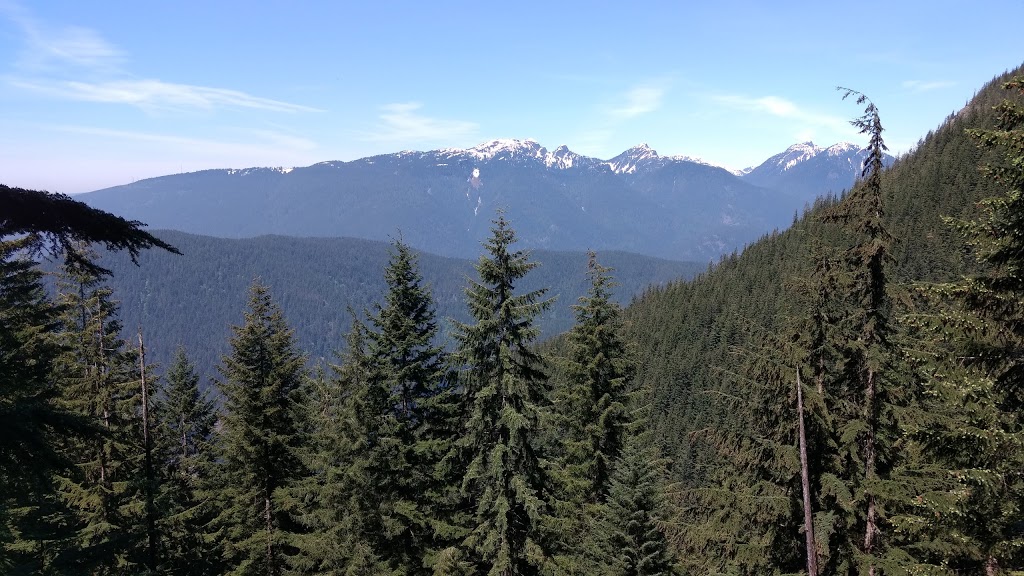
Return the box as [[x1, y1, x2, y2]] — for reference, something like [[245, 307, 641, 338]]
[[208, 280, 307, 576], [598, 419, 675, 576], [453, 212, 552, 575], [292, 315, 394, 574], [0, 237, 79, 573], [918, 76, 1024, 574], [366, 239, 451, 573], [52, 253, 145, 574], [546, 253, 634, 574], [153, 348, 217, 575]]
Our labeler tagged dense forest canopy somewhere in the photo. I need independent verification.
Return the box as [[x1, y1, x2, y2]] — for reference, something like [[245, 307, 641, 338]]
[[2, 63, 1024, 575]]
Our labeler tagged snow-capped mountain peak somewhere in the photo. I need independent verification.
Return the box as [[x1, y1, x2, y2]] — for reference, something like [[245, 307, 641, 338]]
[[543, 144, 581, 169], [775, 142, 823, 170], [606, 143, 660, 174], [442, 138, 544, 161], [825, 141, 862, 156]]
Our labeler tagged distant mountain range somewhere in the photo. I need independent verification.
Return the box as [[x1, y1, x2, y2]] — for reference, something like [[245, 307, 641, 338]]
[[79, 139, 893, 261]]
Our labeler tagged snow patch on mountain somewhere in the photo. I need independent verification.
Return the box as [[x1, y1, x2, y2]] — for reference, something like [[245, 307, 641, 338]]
[[605, 144, 720, 174], [775, 142, 823, 170], [825, 142, 861, 156], [225, 167, 294, 176]]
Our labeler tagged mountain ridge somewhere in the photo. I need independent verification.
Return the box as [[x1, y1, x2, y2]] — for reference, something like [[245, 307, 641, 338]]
[[78, 139, 882, 262]]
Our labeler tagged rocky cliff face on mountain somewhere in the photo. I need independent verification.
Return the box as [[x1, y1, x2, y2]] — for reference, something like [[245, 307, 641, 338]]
[[79, 139, 883, 261]]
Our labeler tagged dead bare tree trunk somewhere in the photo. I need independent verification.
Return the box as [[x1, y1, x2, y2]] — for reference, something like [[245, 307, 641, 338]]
[[797, 368, 819, 576], [139, 330, 157, 572], [863, 367, 878, 576]]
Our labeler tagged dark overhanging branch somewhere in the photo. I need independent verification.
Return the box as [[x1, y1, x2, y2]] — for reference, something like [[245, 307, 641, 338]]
[[0, 184, 181, 274]]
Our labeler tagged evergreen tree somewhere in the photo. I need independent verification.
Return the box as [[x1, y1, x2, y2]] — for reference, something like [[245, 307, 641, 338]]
[[915, 75, 1024, 574], [598, 421, 675, 576], [0, 237, 81, 573], [152, 348, 217, 575], [823, 89, 901, 575], [365, 239, 452, 573], [292, 315, 395, 574], [546, 253, 634, 574], [453, 212, 552, 575], [554, 252, 633, 503], [208, 280, 307, 576], [0, 184, 179, 275], [51, 251, 145, 574]]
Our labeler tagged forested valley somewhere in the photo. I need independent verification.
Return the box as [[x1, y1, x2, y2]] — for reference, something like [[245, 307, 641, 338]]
[[1, 65, 1023, 576]]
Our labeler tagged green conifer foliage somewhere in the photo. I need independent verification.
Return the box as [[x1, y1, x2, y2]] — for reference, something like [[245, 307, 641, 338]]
[[556, 252, 633, 503], [52, 253, 144, 574], [822, 89, 901, 575], [292, 316, 395, 575], [152, 348, 217, 575], [208, 280, 307, 576], [599, 420, 675, 576], [917, 76, 1024, 574], [546, 253, 634, 574], [453, 213, 552, 575], [0, 237, 79, 573], [366, 240, 450, 572]]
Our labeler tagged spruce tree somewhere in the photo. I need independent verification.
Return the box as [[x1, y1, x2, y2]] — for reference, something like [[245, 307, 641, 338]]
[[598, 421, 675, 576], [152, 348, 217, 575], [0, 237, 81, 573], [453, 212, 552, 575], [208, 280, 307, 576], [365, 239, 451, 573], [546, 253, 634, 574]]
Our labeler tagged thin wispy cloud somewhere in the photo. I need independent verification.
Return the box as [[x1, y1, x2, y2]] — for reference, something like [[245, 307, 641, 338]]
[[572, 81, 671, 155], [11, 78, 323, 113], [364, 102, 479, 144], [714, 93, 855, 135], [48, 124, 318, 157], [2, 1, 318, 115], [609, 86, 665, 119], [2, 0, 124, 72], [902, 80, 955, 93]]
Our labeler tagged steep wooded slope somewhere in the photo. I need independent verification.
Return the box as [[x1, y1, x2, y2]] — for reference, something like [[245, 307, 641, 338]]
[[625, 65, 1023, 480]]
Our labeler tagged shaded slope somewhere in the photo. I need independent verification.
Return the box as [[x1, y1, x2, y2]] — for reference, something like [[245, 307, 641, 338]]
[[623, 66, 1023, 481], [94, 230, 702, 382]]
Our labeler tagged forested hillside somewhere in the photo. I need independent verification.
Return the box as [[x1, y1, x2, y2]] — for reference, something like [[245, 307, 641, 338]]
[[91, 231, 701, 381], [625, 68, 1024, 573]]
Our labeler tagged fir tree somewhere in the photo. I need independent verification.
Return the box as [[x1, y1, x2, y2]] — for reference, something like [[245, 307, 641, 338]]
[[916, 75, 1024, 574], [51, 251, 145, 574], [292, 315, 394, 575], [546, 253, 634, 574], [208, 280, 307, 576], [0, 237, 81, 573], [554, 252, 633, 503], [453, 212, 552, 575], [365, 239, 451, 573], [598, 421, 675, 576], [152, 348, 217, 575], [825, 89, 900, 576]]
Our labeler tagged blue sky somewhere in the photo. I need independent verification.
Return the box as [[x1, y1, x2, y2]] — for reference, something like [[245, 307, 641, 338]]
[[2, 0, 1022, 193]]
